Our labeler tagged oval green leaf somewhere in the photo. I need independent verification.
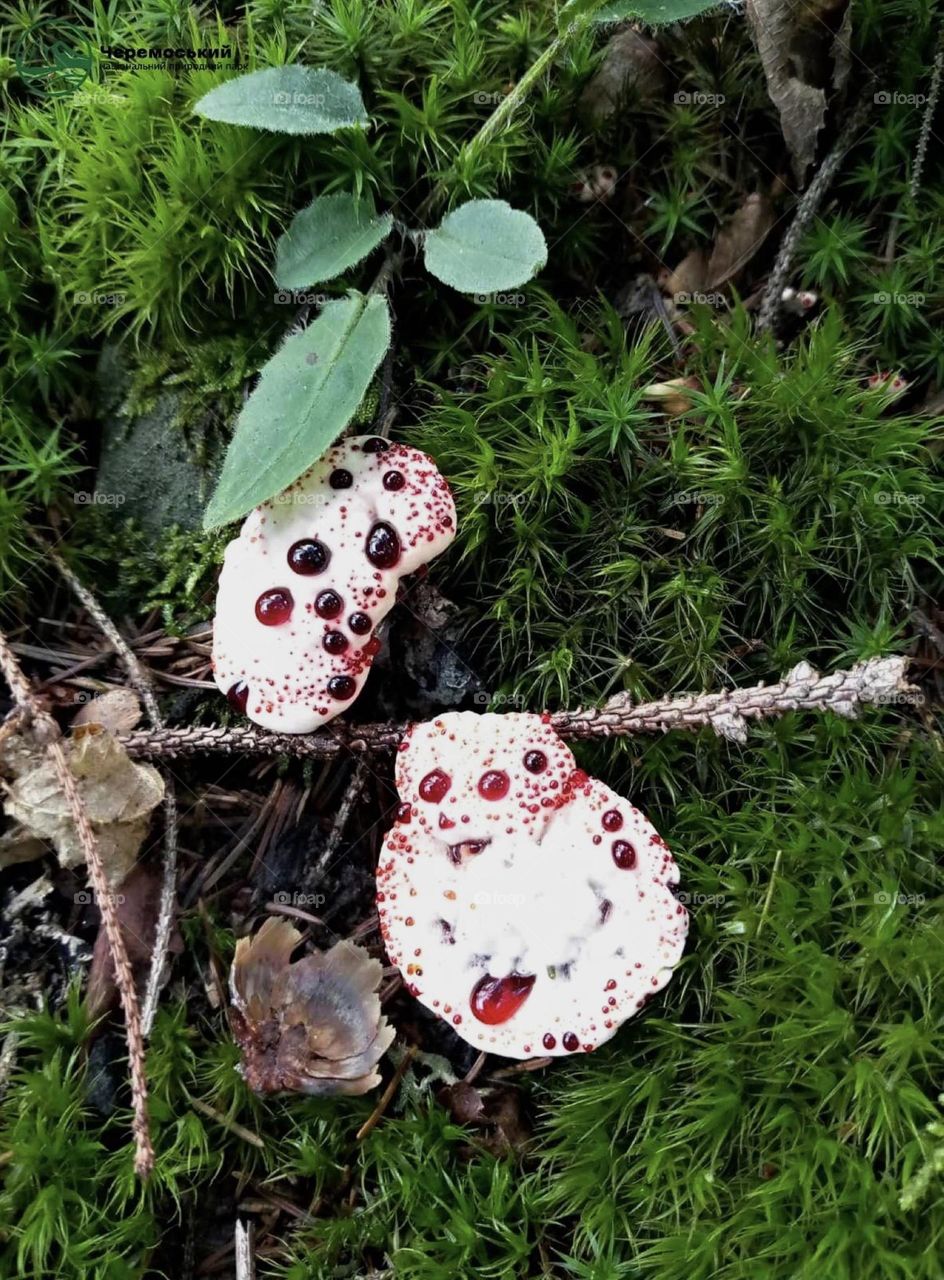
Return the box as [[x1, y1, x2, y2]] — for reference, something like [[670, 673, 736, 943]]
[[594, 0, 719, 22], [274, 194, 394, 289], [194, 66, 368, 135], [423, 200, 547, 294], [203, 292, 390, 530]]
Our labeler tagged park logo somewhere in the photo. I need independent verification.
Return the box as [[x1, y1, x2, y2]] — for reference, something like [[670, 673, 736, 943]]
[[13, 14, 94, 98]]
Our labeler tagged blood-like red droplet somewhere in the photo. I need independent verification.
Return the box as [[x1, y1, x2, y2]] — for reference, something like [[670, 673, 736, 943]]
[[287, 539, 329, 575], [419, 769, 451, 803], [478, 769, 510, 800], [562, 1032, 579, 1052], [612, 839, 637, 869], [226, 681, 249, 713], [365, 521, 401, 570], [542, 1033, 556, 1051], [383, 470, 405, 491], [348, 612, 372, 634], [315, 589, 343, 619], [362, 437, 389, 453], [602, 809, 623, 832], [323, 630, 348, 654], [329, 468, 352, 489], [327, 675, 356, 700], [470, 973, 536, 1025], [255, 588, 293, 625], [396, 803, 412, 823], [523, 750, 548, 773]]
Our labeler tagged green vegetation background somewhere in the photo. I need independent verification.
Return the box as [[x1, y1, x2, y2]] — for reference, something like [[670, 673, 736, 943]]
[[1, 1, 943, 1277]]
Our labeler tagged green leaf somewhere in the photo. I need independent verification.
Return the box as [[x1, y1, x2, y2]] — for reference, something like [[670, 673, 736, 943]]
[[594, 0, 719, 22], [274, 194, 393, 289], [193, 66, 368, 135], [422, 200, 547, 294], [203, 292, 390, 529]]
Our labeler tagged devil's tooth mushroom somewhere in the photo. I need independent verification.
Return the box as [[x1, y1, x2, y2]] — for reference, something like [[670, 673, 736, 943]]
[[395, 712, 578, 844], [378, 712, 687, 1059], [212, 436, 456, 733]]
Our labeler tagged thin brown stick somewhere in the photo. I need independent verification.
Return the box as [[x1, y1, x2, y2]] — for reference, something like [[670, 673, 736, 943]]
[[0, 628, 153, 1176], [31, 535, 178, 1038], [118, 656, 914, 761], [757, 89, 873, 333], [355, 1044, 417, 1141]]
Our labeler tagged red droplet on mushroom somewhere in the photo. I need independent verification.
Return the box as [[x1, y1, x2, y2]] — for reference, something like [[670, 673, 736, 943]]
[[478, 770, 510, 800], [227, 681, 249, 713], [255, 588, 293, 625], [524, 750, 548, 774], [327, 675, 356, 700], [362, 437, 389, 452], [602, 809, 623, 832], [364, 636, 382, 656], [348, 612, 372, 635], [328, 468, 353, 489], [542, 1033, 557, 1050], [611, 840, 637, 869], [366, 521, 401, 569], [287, 539, 329, 575], [438, 813, 456, 830], [315, 589, 343, 619], [383, 470, 405, 491], [562, 1031, 579, 1052], [419, 769, 451, 803], [396, 803, 412, 823], [470, 973, 536, 1025], [323, 630, 348, 654]]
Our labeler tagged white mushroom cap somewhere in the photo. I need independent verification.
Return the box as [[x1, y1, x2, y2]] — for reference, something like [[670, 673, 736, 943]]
[[212, 436, 456, 733], [378, 712, 687, 1058]]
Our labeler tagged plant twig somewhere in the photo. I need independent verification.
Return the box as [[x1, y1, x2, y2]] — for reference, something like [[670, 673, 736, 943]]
[[757, 89, 873, 333], [31, 535, 178, 1038], [911, 25, 944, 201], [0, 626, 153, 1177], [118, 657, 914, 761]]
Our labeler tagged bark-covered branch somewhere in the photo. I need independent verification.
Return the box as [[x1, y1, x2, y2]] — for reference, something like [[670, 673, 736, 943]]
[[119, 657, 914, 761]]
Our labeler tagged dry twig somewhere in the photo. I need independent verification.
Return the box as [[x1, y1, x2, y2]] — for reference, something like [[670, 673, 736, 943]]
[[118, 657, 914, 761], [31, 535, 178, 1037], [0, 627, 153, 1176]]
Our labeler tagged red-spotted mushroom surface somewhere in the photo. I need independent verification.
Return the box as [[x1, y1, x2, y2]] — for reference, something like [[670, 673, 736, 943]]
[[212, 436, 456, 733], [377, 712, 688, 1058]]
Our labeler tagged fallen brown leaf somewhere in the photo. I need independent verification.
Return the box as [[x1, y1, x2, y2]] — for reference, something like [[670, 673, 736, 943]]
[[2, 726, 164, 885], [706, 192, 776, 289], [746, 0, 852, 181]]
